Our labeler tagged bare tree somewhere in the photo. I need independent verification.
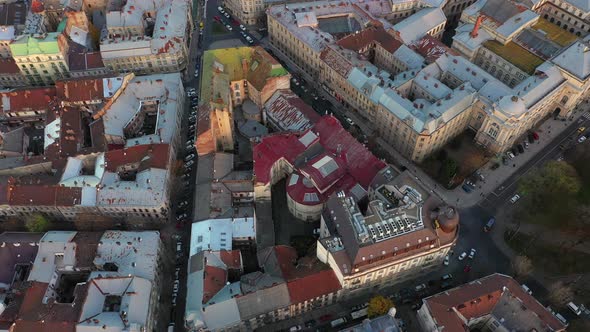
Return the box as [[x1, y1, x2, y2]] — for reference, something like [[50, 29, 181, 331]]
[[511, 255, 533, 279], [548, 281, 574, 307]]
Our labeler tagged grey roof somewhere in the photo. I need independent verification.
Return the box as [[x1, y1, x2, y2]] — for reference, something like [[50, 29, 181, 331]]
[[481, 0, 522, 23], [236, 282, 290, 319], [0, 232, 43, 285]]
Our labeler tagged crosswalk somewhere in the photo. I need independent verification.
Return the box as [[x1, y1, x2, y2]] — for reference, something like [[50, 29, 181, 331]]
[[582, 111, 590, 120]]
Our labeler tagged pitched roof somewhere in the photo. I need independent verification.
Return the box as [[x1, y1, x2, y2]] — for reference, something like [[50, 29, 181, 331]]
[[264, 89, 320, 132], [337, 26, 403, 54], [0, 87, 57, 113], [104, 143, 169, 172], [55, 77, 105, 102], [287, 269, 341, 304], [202, 265, 227, 304], [423, 273, 566, 332], [13, 281, 88, 332]]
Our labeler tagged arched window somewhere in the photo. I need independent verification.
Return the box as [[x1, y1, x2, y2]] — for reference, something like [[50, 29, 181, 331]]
[[488, 123, 500, 139], [561, 96, 569, 105]]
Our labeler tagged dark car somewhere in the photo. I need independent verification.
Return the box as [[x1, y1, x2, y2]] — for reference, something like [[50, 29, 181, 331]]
[[502, 156, 508, 165], [517, 144, 525, 154], [304, 320, 316, 328], [512, 147, 519, 156], [528, 133, 535, 143], [484, 217, 496, 232], [440, 281, 453, 290], [491, 163, 500, 170], [462, 184, 473, 193]]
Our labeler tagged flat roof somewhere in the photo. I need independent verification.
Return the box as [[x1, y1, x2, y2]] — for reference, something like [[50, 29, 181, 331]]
[[532, 18, 577, 47], [483, 40, 544, 74]]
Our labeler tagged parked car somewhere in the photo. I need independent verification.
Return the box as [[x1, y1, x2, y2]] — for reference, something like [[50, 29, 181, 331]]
[[517, 144, 525, 154], [532, 132, 539, 140], [415, 284, 427, 292], [577, 126, 586, 134], [462, 184, 473, 193], [224, 12, 230, 19], [502, 156, 509, 165], [491, 163, 500, 170], [239, 24, 246, 31], [184, 160, 194, 168], [510, 193, 521, 204], [247, 37, 254, 44], [463, 264, 471, 273], [458, 252, 467, 260], [567, 302, 582, 315], [176, 241, 182, 252], [441, 274, 453, 281], [214, 15, 221, 22], [176, 214, 187, 221], [468, 248, 476, 259], [178, 200, 188, 208], [289, 325, 302, 331], [512, 147, 519, 156], [217, 6, 224, 12], [345, 117, 354, 126], [440, 281, 453, 290], [524, 141, 529, 149], [506, 151, 515, 159], [443, 255, 449, 266], [185, 154, 195, 162], [578, 135, 587, 143]]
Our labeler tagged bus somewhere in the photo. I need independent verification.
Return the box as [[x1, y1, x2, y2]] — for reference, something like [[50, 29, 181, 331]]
[[351, 307, 368, 320]]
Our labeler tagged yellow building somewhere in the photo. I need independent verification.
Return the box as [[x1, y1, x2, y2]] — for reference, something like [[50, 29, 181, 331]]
[[9, 33, 70, 86]]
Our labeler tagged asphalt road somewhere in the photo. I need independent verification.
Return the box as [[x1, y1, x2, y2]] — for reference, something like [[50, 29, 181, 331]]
[[478, 115, 590, 214]]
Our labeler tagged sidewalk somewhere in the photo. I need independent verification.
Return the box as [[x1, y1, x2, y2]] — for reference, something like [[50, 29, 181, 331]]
[[262, 37, 589, 208]]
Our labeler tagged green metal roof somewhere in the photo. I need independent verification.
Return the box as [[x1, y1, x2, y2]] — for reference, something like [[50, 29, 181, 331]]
[[10, 33, 61, 56]]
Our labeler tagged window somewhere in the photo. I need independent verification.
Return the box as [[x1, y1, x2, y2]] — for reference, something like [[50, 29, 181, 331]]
[[488, 123, 500, 138]]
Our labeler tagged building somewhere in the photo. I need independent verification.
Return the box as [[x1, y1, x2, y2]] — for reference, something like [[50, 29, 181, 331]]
[[185, 219, 341, 331], [0, 73, 184, 225], [252, 115, 387, 221], [195, 46, 290, 156], [100, 0, 192, 75], [0, 230, 165, 332], [417, 273, 567, 332], [10, 33, 70, 86], [0, 58, 27, 88], [317, 167, 459, 297], [263, 89, 321, 132]]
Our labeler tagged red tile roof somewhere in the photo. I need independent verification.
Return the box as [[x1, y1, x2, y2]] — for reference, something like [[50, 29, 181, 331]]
[[68, 51, 106, 72], [54, 187, 83, 206], [104, 144, 170, 172], [9, 185, 58, 206], [12, 281, 87, 332], [202, 265, 227, 304], [0, 87, 57, 113], [320, 47, 354, 79], [56, 77, 104, 102], [0, 58, 20, 74], [287, 269, 341, 304], [219, 250, 242, 270], [337, 26, 403, 54], [411, 35, 459, 64], [253, 115, 385, 206], [424, 274, 566, 332]]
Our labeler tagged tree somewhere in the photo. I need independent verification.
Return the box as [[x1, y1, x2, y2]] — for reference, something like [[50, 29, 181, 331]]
[[367, 295, 394, 318], [517, 161, 581, 227], [547, 281, 574, 307], [25, 214, 51, 232], [511, 255, 533, 279]]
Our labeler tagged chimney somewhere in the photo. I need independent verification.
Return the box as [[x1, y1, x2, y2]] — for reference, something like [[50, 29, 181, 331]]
[[471, 15, 484, 38]]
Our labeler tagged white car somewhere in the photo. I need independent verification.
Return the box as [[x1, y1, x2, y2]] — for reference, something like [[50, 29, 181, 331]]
[[224, 12, 230, 19], [507, 151, 515, 159], [345, 117, 354, 126], [578, 135, 587, 143], [194, 69, 199, 78], [458, 252, 467, 261], [184, 154, 195, 162], [468, 248, 476, 259], [225, 24, 232, 31], [217, 6, 224, 12], [443, 255, 449, 266], [185, 160, 195, 168], [239, 24, 246, 31], [510, 194, 521, 204]]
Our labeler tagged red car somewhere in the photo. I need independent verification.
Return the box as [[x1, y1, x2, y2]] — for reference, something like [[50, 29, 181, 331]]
[[319, 314, 332, 322], [214, 16, 221, 22], [464, 264, 471, 273]]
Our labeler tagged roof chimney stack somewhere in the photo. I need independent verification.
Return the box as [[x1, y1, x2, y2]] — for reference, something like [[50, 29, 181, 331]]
[[471, 15, 484, 39]]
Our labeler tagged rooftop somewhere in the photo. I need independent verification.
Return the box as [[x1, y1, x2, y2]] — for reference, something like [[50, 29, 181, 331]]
[[423, 273, 566, 332], [264, 89, 321, 132], [532, 18, 577, 47], [484, 40, 544, 75], [253, 115, 386, 206], [189, 218, 256, 255]]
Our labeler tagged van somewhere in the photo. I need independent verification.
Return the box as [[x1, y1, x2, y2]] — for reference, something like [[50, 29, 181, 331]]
[[167, 323, 175, 332], [484, 217, 496, 232], [330, 317, 347, 327], [521, 284, 532, 295], [567, 302, 582, 315], [555, 313, 567, 325]]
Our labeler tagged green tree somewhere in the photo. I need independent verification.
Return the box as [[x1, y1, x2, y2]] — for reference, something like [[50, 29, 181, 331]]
[[442, 158, 458, 183], [25, 214, 51, 232], [517, 161, 581, 227], [367, 295, 394, 318]]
